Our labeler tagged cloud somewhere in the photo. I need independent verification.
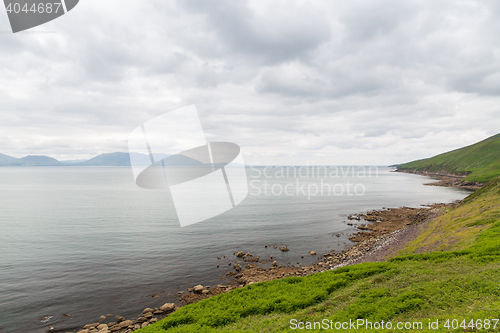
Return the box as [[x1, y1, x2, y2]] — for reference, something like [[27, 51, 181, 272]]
[[180, 0, 331, 64], [0, 0, 499, 164]]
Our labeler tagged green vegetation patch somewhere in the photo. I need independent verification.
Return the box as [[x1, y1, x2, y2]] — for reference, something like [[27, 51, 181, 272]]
[[146, 263, 393, 331], [398, 133, 500, 182]]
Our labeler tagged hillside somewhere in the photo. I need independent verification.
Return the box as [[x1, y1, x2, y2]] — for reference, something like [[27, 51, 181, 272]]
[[0, 152, 204, 167], [397, 133, 500, 183], [133, 178, 500, 333], [74, 152, 203, 166], [0, 153, 17, 164], [74, 152, 136, 166], [0, 154, 63, 166]]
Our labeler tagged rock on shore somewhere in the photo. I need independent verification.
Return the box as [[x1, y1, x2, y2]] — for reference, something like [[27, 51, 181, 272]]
[[77, 302, 178, 333]]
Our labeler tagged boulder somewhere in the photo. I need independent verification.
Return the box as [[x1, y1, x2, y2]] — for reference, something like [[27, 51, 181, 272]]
[[77, 330, 89, 333], [150, 318, 158, 323], [233, 264, 242, 271], [118, 320, 133, 328], [144, 312, 153, 319], [115, 316, 125, 323], [242, 252, 252, 259], [99, 315, 106, 321], [136, 317, 147, 324], [202, 290, 209, 295], [235, 251, 245, 257], [159, 303, 175, 313], [141, 322, 149, 328], [193, 285, 205, 294], [109, 326, 121, 333], [279, 246, 289, 252], [97, 324, 108, 330], [143, 308, 154, 313], [84, 323, 99, 329], [309, 251, 316, 255]]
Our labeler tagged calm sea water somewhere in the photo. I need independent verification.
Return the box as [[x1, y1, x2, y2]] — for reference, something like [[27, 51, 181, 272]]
[[0, 166, 468, 333]]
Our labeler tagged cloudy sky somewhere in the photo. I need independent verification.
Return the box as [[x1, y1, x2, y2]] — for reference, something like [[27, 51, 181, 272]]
[[0, 0, 499, 165]]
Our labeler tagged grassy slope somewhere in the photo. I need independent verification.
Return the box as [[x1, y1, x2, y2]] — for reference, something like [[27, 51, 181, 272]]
[[137, 179, 500, 332], [397, 133, 500, 183]]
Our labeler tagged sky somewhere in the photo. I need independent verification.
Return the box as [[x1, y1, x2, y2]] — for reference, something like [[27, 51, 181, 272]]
[[0, 0, 499, 165]]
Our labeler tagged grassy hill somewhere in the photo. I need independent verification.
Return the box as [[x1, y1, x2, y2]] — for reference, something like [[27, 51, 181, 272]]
[[135, 178, 500, 332], [397, 133, 500, 183]]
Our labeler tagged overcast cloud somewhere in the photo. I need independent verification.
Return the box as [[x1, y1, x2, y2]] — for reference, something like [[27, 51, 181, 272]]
[[0, 0, 499, 165]]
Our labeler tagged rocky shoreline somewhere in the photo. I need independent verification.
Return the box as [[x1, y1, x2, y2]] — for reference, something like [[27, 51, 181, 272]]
[[73, 202, 456, 333], [395, 169, 483, 191]]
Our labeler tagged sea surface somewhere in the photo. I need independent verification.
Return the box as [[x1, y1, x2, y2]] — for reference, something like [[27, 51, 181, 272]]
[[0, 166, 469, 333]]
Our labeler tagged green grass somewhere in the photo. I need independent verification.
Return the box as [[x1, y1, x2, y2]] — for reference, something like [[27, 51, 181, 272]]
[[137, 178, 500, 332], [397, 133, 500, 182]]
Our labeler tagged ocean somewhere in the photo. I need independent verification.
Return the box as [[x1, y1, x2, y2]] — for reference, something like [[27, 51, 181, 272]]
[[0, 166, 468, 333]]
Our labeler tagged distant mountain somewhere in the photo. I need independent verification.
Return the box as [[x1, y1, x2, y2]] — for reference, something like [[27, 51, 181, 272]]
[[74, 152, 203, 167], [0, 152, 209, 167], [74, 152, 134, 166], [0, 154, 63, 166], [0, 153, 17, 164], [17, 156, 64, 166], [397, 133, 500, 183], [163, 154, 203, 167]]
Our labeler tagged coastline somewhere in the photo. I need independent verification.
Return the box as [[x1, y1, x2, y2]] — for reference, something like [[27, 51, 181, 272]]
[[74, 202, 458, 333], [394, 169, 483, 191]]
